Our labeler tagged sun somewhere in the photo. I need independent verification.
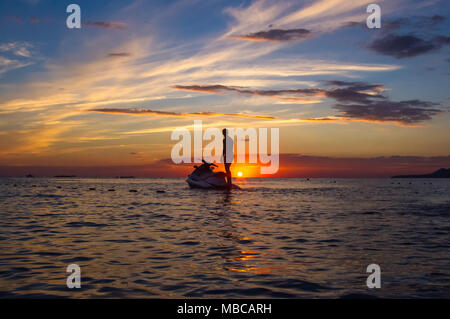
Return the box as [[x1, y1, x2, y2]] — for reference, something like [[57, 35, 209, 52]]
[[237, 171, 243, 177]]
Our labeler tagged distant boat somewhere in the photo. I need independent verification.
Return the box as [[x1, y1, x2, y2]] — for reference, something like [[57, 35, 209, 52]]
[[392, 168, 450, 178], [25, 174, 34, 178], [117, 176, 135, 179], [53, 175, 77, 178]]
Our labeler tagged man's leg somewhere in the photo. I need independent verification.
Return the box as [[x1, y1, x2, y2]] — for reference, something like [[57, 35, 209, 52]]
[[225, 163, 232, 188]]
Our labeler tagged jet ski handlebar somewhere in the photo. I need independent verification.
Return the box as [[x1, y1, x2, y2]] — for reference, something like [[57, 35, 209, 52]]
[[202, 159, 218, 167]]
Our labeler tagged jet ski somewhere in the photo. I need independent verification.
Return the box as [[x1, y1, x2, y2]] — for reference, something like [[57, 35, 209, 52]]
[[187, 160, 240, 189]]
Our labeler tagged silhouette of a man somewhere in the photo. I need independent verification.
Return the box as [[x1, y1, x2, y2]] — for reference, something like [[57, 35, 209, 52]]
[[222, 128, 233, 189]]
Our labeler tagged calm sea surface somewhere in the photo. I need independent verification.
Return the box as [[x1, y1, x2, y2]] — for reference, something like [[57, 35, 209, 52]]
[[0, 177, 449, 298]]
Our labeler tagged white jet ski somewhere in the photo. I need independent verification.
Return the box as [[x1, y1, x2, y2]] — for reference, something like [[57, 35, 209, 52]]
[[186, 160, 240, 189]]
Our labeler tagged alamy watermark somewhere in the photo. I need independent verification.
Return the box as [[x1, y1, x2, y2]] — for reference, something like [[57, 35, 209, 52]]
[[366, 4, 381, 29], [366, 264, 381, 288], [171, 120, 279, 175], [66, 4, 81, 29], [66, 264, 81, 288], [66, 3, 381, 30]]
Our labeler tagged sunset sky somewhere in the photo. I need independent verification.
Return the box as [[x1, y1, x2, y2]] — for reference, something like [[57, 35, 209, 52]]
[[0, 0, 449, 177]]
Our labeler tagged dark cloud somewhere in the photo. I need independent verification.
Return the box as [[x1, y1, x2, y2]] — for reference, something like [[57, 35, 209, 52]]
[[341, 15, 449, 58], [175, 82, 385, 103], [325, 88, 382, 104], [334, 100, 442, 125], [173, 84, 323, 97], [345, 15, 446, 31], [130, 151, 144, 158], [107, 52, 132, 58], [426, 15, 446, 30], [323, 81, 385, 104], [340, 21, 361, 28], [324, 80, 383, 91], [429, 15, 446, 25], [385, 15, 446, 31], [364, 14, 449, 59], [436, 36, 450, 45], [83, 21, 127, 30], [232, 28, 312, 42], [324, 81, 442, 124], [367, 34, 440, 58], [173, 84, 233, 94], [173, 81, 443, 125], [176, 82, 384, 104], [341, 15, 446, 32], [383, 18, 409, 31]]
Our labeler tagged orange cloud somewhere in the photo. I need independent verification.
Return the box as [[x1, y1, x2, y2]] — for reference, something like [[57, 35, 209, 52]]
[[85, 108, 339, 123]]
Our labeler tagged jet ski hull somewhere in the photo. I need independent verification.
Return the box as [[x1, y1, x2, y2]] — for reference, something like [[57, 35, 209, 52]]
[[186, 177, 240, 189], [186, 177, 215, 189]]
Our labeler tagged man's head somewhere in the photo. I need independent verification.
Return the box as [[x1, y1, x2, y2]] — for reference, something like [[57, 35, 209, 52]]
[[222, 128, 227, 136]]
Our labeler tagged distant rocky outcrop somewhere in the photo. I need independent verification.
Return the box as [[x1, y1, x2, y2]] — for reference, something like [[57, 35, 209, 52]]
[[392, 168, 450, 178]]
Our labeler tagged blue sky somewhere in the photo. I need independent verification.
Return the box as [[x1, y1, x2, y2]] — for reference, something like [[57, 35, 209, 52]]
[[0, 0, 449, 174]]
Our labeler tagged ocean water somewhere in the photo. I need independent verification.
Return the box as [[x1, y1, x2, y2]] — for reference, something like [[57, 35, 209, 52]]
[[0, 177, 449, 298]]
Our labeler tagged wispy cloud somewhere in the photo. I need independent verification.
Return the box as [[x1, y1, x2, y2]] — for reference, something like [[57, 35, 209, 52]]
[[0, 42, 33, 57], [6, 14, 23, 22], [0, 42, 35, 75], [85, 107, 337, 123], [87, 107, 276, 120], [0, 56, 33, 75], [232, 28, 312, 42], [225, 0, 391, 41], [83, 21, 127, 30]]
